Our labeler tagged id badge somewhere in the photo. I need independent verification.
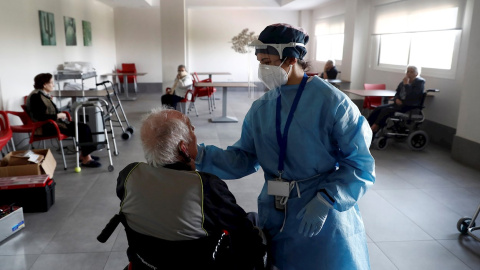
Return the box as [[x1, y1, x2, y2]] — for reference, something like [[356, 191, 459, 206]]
[[267, 180, 290, 197]]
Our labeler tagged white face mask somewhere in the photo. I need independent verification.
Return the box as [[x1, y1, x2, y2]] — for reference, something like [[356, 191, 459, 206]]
[[258, 58, 292, 90]]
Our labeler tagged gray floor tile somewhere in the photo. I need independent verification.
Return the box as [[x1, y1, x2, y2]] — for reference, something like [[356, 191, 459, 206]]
[[29, 252, 110, 270], [103, 251, 129, 270], [376, 189, 464, 240], [368, 243, 398, 270], [0, 254, 39, 270], [376, 241, 471, 270], [358, 191, 432, 242], [438, 238, 480, 270]]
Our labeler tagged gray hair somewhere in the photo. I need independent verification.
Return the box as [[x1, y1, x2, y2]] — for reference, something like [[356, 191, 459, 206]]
[[407, 65, 421, 76], [177, 64, 187, 71], [327, 59, 335, 66], [140, 107, 192, 167]]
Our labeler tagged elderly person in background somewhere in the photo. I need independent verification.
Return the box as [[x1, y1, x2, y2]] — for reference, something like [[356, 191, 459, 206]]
[[27, 73, 101, 168], [161, 64, 193, 111], [320, 60, 338, 80], [115, 107, 265, 269], [368, 65, 425, 134]]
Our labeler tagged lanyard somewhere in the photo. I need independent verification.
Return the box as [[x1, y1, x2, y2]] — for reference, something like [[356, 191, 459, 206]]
[[276, 73, 308, 178]]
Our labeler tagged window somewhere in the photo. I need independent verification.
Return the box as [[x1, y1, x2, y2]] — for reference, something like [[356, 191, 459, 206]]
[[379, 30, 459, 70], [372, 0, 464, 77], [315, 15, 344, 62]]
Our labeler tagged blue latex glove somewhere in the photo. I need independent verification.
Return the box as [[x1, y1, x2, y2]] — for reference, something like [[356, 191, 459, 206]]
[[296, 193, 332, 237]]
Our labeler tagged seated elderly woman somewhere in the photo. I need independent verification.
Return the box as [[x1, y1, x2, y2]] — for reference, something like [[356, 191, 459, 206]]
[[114, 107, 265, 269], [368, 65, 425, 135]]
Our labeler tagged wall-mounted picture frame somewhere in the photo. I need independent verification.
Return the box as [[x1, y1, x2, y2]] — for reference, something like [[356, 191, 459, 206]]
[[82, 20, 92, 46], [64, 16, 77, 46], [38, 10, 56, 46]]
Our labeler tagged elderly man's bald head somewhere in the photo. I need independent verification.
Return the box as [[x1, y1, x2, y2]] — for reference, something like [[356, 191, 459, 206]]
[[140, 107, 195, 167]]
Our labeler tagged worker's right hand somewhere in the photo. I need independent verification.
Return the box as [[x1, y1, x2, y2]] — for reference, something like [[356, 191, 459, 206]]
[[296, 193, 332, 237], [57, 113, 67, 120]]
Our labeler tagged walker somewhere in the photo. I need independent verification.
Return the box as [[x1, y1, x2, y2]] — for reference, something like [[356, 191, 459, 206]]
[[457, 202, 480, 241], [96, 81, 135, 140], [73, 102, 114, 172]]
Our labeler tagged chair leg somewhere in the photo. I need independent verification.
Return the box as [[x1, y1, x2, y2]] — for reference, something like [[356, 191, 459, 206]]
[[58, 139, 67, 170], [10, 138, 16, 151]]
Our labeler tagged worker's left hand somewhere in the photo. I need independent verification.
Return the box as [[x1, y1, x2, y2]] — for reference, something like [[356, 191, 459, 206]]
[[296, 193, 332, 237]]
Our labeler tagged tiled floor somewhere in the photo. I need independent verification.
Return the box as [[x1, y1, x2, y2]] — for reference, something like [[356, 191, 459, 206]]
[[1, 89, 479, 270]]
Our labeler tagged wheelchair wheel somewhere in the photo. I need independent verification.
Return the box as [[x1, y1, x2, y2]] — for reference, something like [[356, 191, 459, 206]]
[[407, 130, 429, 151], [375, 137, 388, 150]]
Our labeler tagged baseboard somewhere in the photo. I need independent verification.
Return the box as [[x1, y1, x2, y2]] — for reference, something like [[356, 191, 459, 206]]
[[137, 83, 162, 93], [422, 120, 455, 149], [452, 136, 480, 170]]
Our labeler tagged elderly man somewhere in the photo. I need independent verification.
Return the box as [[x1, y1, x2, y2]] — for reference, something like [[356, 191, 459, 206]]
[[114, 108, 265, 269], [320, 60, 338, 80]]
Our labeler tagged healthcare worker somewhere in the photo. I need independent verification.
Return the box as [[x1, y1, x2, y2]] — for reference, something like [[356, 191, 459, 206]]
[[195, 23, 375, 270]]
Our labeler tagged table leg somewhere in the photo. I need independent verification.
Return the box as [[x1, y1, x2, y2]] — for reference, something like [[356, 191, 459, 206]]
[[120, 74, 137, 101], [210, 87, 238, 123]]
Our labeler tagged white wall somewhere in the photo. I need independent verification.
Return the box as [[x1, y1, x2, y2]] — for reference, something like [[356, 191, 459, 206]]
[[187, 8, 299, 82], [0, 0, 116, 111], [456, 0, 480, 143], [114, 6, 162, 83]]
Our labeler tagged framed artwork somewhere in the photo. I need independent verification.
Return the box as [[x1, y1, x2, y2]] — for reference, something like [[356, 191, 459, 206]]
[[38, 10, 56, 46], [64, 16, 77, 46], [82, 20, 92, 46]]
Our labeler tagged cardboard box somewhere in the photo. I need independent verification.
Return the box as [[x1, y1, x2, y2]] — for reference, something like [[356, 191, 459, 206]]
[[0, 206, 25, 243], [0, 175, 56, 212], [0, 149, 56, 178]]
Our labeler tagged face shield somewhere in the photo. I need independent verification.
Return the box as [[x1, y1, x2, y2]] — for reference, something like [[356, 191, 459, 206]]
[[248, 40, 306, 59]]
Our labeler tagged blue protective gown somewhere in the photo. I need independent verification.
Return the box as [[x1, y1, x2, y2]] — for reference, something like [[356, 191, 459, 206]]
[[196, 76, 375, 270]]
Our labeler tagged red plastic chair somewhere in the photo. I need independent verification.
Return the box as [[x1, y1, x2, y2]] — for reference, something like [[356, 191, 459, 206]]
[[363, 83, 386, 110], [0, 111, 14, 153], [117, 63, 138, 93], [192, 72, 216, 113], [6, 106, 72, 170]]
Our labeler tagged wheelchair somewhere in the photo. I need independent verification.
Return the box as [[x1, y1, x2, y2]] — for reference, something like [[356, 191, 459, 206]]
[[97, 213, 266, 270], [373, 89, 439, 151]]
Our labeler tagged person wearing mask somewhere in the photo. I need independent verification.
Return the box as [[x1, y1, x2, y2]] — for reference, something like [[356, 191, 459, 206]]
[[161, 64, 193, 111], [320, 59, 338, 80], [26, 73, 101, 168], [368, 65, 425, 134], [195, 23, 375, 269], [111, 108, 266, 269]]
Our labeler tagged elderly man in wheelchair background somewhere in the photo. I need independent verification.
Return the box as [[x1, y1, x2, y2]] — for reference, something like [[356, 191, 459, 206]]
[[97, 107, 266, 270], [367, 65, 439, 150]]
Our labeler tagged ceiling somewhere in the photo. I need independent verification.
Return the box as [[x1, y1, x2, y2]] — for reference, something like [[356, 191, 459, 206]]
[[96, 0, 331, 10]]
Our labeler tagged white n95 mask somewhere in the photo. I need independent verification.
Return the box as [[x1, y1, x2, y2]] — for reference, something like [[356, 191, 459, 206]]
[[258, 59, 292, 90]]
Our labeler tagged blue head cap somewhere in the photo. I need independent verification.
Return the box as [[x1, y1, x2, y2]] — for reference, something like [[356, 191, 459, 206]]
[[257, 23, 309, 60]]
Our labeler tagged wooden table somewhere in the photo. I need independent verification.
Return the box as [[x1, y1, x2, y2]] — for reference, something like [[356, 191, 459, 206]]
[[195, 82, 254, 123], [101, 72, 147, 101]]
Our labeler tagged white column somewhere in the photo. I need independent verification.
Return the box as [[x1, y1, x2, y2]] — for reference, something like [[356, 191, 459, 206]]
[[160, 0, 187, 93]]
